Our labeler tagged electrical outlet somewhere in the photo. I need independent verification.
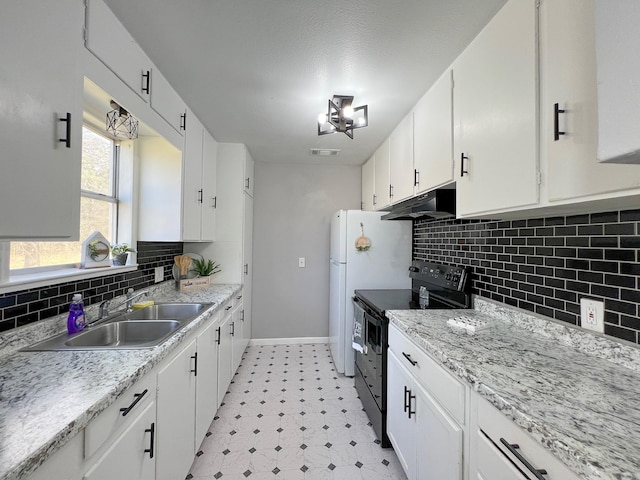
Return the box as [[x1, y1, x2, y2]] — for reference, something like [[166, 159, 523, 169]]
[[580, 298, 604, 333], [154, 266, 164, 283], [298, 257, 306, 268]]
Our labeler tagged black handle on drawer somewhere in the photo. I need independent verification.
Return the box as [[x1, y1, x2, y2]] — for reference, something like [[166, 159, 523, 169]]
[[554, 103, 566, 141], [58, 113, 71, 148], [145, 422, 155, 458], [460, 152, 468, 177], [500, 438, 548, 480], [191, 352, 198, 376], [119, 389, 148, 417], [236, 295, 243, 300], [225, 305, 232, 311], [216, 326, 221, 345], [402, 352, 418, 367], [141, 70, 150, 94], [403, 386, 410, 413]]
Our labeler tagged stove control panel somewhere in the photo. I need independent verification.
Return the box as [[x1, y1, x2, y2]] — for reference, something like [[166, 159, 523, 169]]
[[409, 261, 468, 291]]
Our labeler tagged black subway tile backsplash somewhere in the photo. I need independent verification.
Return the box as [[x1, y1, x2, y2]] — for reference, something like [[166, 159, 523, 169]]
[[0, 242, 182, 331], [413, 208, 640, 344]]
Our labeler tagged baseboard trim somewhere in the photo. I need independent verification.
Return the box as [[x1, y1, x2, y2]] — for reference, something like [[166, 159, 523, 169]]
[[249, 337, 329, 346]]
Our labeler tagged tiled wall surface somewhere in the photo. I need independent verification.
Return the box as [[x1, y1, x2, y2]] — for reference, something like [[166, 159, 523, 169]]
[[413, 209, 640, 344], [0, 242, 182, 332]]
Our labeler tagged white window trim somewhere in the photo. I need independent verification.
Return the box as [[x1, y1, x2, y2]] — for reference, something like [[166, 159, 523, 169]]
[[0, 264, 139, 295]]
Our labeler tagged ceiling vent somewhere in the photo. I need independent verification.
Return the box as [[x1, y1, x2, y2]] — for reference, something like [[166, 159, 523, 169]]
[[310, 148, 341, 157]]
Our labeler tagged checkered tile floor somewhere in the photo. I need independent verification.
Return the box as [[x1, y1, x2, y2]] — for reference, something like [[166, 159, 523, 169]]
[[187, 343, 407, 479]]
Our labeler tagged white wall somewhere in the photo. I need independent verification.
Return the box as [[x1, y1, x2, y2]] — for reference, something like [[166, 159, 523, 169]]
[[252, 162, 361, 340]]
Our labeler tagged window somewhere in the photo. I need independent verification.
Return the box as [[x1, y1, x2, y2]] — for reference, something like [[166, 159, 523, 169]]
[[10, 127, 119, 271]]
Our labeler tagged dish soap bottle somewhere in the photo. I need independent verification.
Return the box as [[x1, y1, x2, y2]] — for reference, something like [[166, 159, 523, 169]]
[[67, 293, 86, 334]]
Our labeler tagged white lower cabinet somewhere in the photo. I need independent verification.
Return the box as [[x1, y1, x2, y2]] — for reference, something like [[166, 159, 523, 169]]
[[195, 312, 220, 444], [217, 302, 234, 407], [156, 339, 197, 480], [83, 401, 156, 480], [387, 349, 463, 480]]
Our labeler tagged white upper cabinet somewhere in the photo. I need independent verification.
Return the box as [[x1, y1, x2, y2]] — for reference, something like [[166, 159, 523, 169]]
[[453, 0, 539, 217], [361, 154, 375, 211], [542, 0, 640, 202], [0, 0, 83, 240], [150, 69, 187, 135], [374, 138, 391, 210], [594, 0, 640, 164], [413, 70, 454, 194], [201, 131, 218, 241], [244, 152, 255, 197], [85, 0, 153, 103], [389, 112, 415, 204], [182, 109, 205, 241]]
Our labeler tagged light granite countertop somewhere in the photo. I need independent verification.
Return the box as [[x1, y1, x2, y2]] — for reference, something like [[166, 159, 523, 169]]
[[0, 282, 241, 480], [387, 297, 640, 480]]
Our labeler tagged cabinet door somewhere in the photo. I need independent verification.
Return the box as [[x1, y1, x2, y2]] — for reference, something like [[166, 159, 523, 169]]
[[85, 0, 152, 103], [83, 401, 156, 480], [182, 109, 205, 241], [542, 0, 640, 201], [386, 350, 416, 479], [374, 138, 391, 209], [150, 69, 186, 135], [414, 382, 463, 480], [156, 339, 197, 480], [0, 0, 82, 239], [414, 70, 454, 194], [453, 0, 538, 216], [243, 194, 253, 321], [231, 304, 244, 372], [244, 149, 255, 197], [217, 311, 234, 407], [361, 155, 375, 211], [201, 131, 218, 241], [195, 317, 219, 444], [389, 112, 415, 204]]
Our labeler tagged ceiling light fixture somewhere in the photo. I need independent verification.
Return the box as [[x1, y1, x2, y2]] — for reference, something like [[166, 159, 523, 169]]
[[317, 95, 368, 139], [106, 100, 139, 139]]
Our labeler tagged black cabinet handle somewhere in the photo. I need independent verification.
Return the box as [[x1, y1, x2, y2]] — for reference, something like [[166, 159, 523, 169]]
[[225, 305, 232, 311], [389, 184, 393, 198], [119, 389, 148, 416], [500, 439, 548, 479], [244, 263, 249, 275], [241, 309, 245, 321], [414, 169, 419, 187], [402, 352, 418, 366], [403, 386, 410, 413], [245, 177, 250, 190], [408, 391, 416, 419], [236, 295, 243, 300], [198, 189, 203, 203], [216, 326, 221, 345], [460, 153, 468, 177], [58, 113, 71, 148], [231, 321, 235, 336], [180, 112, 187, 131], [372, 194, 377, 206], [554, 103, 566, 141], [212, 196, 217, 208], [141, 70, 150, 94], [145, 422, 155, 458], [190, 352, 198, 376]]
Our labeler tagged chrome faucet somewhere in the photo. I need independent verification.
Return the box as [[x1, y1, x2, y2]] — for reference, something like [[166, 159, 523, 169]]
[[98, 288, 150, 318]]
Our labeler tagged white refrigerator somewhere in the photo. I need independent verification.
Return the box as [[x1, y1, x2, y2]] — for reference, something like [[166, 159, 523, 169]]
[[329, 210, 412, 376]]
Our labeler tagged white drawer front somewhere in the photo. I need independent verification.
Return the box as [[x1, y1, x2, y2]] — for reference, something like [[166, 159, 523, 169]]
[[389, 324, 465, 424], [84, 372, 157, 459]]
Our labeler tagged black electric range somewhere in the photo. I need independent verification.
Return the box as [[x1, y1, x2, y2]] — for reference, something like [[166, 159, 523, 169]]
[[352, 260, 471, 447]]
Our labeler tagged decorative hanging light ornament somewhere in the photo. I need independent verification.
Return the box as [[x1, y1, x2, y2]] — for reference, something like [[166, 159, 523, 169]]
[[317, 95, 368, 139], [106, 100, 139, 139]]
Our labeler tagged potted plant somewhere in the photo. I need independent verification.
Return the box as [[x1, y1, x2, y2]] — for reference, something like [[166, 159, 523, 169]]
[[110, 243, 136, 266], [190, 256, 221, 277]]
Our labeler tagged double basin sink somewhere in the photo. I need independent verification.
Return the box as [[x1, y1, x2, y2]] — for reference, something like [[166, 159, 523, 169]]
[[22, 303, 212, 351]]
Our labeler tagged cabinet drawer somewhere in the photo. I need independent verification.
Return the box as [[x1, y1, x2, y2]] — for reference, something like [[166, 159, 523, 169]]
[[388, 324, 465, 424], [476, 395, 580, 480], [85, 373, 157, 459]]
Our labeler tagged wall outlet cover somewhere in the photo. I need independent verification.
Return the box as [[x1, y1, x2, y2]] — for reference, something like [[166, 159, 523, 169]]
[[580, 298, 604, 333], [154, 266, 164, 283], [298, 257, 306, 268]]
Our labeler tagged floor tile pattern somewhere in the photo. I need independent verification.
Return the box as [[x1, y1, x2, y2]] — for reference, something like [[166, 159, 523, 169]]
[[187, 343, 407, 479]]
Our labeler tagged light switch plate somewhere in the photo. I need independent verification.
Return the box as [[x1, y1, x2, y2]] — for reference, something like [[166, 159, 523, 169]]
[[298, 257, 306, 268], [580, 298, 604, 333], [154, 266, 164, 283]]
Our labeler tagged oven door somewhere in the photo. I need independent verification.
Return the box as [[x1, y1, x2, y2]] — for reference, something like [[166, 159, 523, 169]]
[[353, 297, 385, 411]]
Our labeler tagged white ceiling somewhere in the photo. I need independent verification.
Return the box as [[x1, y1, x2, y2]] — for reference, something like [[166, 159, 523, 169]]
[[103, 0, 506, 166]]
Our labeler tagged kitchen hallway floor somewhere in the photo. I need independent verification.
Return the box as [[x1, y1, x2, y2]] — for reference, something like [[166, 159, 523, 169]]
[[186, 343, 407, 480]]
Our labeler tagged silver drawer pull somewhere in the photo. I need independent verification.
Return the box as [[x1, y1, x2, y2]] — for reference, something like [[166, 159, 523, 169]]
[[402, 352, 418, 366], [500, 438, 548, 480]]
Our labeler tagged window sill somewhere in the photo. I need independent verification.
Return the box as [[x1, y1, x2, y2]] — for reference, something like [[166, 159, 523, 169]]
[[0, 265, 138, 295]]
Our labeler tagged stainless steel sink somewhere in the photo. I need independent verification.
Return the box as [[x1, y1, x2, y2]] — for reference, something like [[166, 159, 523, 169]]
[[64, 321, 180, 348], [124, 303, 208, 321], [21, 302, 213, 351]]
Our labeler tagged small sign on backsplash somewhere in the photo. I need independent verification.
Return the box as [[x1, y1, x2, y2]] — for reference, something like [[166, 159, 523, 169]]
[[177, 276, 210, 291]]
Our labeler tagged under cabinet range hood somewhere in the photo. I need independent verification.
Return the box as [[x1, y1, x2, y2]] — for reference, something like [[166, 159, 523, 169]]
[[381, 189, 456, 220]]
